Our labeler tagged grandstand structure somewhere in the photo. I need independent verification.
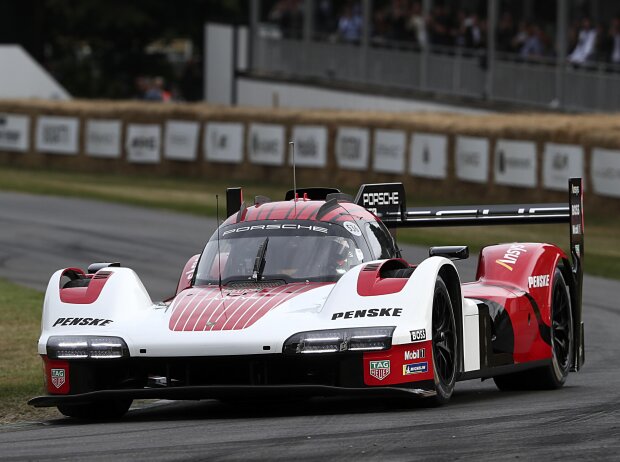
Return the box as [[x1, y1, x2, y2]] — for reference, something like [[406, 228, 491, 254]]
[[246, 0, 620, 112]]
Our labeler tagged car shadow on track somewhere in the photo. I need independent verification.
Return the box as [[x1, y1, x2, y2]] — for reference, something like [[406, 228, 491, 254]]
[[41, 382, 570, 425]]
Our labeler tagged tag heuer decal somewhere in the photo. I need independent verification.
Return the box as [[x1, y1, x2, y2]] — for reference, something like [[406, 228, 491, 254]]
[[369, 360, 390, 381], [51, 368, 65, 388]]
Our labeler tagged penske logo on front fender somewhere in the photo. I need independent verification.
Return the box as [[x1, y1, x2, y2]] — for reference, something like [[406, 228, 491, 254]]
[[53, 317, 113, 327], [331, 308, 402, 320]]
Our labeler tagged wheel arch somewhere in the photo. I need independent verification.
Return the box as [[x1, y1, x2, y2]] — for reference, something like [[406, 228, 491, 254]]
[[438, 264, 464, 374], [558, 256, 581, 370]]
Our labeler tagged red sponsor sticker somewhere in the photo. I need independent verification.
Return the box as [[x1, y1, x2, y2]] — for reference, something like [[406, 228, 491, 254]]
[[44, 357, 70, 394]]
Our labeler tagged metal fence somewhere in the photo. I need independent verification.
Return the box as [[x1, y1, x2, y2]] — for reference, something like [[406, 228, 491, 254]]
[[251, 35, 620, 112]]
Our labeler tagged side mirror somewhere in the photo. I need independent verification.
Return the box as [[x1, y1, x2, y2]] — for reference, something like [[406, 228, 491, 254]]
[[429, 246, 469, 260]]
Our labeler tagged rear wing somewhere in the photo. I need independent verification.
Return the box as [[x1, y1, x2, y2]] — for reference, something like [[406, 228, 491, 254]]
[[355, 179, 585, 370]]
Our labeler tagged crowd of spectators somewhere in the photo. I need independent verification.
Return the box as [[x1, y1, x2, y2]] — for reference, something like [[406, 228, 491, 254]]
[[266, 0, 620, 67]]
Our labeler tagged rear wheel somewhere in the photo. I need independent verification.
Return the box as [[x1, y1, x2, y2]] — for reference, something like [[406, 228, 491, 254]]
[[57, 398, 132, 420], [494, 268, 573, 391], [431, 276, 458, 404]]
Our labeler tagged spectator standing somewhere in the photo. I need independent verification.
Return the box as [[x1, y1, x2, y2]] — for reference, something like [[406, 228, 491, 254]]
[[520, 23, 545, 59], [568, 17, 597, 65], [386, 0, 408, 42], [406, 1, 428, 48], [462, 12, 483, 49], [511, 20, 529, 53], [269, 0, 304, 39], [316, 0, 336, 38], [496, 11, 515, 52], [338, 4, 363, 43], [144, 77, 162, 101], [610, 17, 620, 64], [428, 5, 453, 47]]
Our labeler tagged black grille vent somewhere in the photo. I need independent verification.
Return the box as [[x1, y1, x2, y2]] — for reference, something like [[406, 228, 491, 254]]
[[93, 271, 112, 280]]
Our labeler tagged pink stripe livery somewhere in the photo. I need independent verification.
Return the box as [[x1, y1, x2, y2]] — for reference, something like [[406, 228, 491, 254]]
[[169, 283, 328, 331]]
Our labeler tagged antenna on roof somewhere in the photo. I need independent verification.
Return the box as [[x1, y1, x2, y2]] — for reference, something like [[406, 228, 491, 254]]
[[289, 141, 297, 217], [215, 194, 223, 292]]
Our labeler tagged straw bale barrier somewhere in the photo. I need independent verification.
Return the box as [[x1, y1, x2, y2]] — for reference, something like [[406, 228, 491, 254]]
[[0, 99, 619, 210]]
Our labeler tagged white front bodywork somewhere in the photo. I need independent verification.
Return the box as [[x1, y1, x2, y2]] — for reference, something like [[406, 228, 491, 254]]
[[38, 259, 481, 373]]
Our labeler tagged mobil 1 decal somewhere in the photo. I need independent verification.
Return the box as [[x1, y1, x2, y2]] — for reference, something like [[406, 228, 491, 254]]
[[404, 347, 426, 360]]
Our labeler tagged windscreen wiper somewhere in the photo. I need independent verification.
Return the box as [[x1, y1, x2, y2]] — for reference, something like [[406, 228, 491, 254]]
[[251, 237, 269, 281]]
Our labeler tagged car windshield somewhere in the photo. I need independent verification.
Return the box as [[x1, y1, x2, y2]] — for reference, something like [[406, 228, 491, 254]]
[[194, 221, 373, 285]]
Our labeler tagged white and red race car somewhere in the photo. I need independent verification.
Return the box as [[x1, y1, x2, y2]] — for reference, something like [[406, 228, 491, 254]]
[[29, 179, 585, 419]]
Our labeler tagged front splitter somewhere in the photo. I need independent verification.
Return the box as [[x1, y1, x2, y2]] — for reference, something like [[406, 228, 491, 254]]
[[29, 384, 436, 407]]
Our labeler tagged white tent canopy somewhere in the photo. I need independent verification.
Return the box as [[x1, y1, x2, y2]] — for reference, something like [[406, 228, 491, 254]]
[[0, 45, 70, 100]]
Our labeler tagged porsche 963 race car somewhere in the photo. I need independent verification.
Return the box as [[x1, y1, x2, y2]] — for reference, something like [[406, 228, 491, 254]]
[[29, 179, 585, 418]]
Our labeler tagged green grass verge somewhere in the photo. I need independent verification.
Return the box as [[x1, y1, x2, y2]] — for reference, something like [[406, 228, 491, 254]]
[[0, 165, 617, 280], [0, 279, 59, 424]]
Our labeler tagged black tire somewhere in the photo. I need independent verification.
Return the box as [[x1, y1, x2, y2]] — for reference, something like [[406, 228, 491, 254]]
[[431, 276, 458, 405], [57, 399, 132, 420], [494, 268, 573, 391]]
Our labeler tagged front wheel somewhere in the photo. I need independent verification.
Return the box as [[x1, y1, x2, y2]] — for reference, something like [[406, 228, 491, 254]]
[[57, 398, 132, 420], [431, 276, 458, 404]]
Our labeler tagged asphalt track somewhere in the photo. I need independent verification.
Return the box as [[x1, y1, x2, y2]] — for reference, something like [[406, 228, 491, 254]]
[[1, 191, 619, 461]]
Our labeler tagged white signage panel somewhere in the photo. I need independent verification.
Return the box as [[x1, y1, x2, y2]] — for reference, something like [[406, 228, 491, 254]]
[[126, 124, 161, 164], [0, 113, 29, 152], [591, 148, 620, 198], [36, 116, 79, 154], [409, 133, 447, 179], [204, 122, 244, 163], [336, 127, 369, 171], [291, 125, 327, 167], [248, 123, 285, 166], [494, 139, 537, 187], [164, 120, 199, 161], [86, 119, 121, 158], [373, 129, 406, 174], [455, 136, 489, 183], [543, 143, 584, 191]]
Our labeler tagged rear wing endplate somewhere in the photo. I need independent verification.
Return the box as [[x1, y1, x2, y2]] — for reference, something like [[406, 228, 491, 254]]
[[355, 179, 585, 370]]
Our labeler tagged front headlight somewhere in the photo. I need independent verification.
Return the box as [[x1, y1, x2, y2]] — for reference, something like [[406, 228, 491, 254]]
[[283, 327, 395, 354], [47, 336, 129, 359]]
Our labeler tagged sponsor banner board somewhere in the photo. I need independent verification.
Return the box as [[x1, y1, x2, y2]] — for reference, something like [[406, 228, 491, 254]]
[[591, 148, 620, 198], [126, 124, 161, 164], [455, 136, 489, 183], [290, 125, 327, 167], [248, 123, 285, 166], [0, 113, 29, 152], [164, 120, 199, 161], [85, 119, 121, 158], [543, 143, 584, 191], [36, 116, 79, 154], [336, 127, 369, 171], [204, 122, 244, 163], [373, 129, 406, 174], [409, 133, 447, 179], [494, 139, 537, 187]]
